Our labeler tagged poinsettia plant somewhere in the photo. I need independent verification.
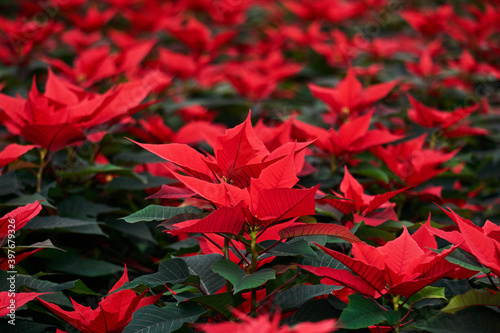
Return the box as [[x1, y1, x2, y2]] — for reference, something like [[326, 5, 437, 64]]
[[0, 0, 500, 332]]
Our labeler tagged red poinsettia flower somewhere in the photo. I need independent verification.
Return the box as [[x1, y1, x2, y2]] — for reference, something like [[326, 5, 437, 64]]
[[292, 109, 403, 160], [317, 166, 409, 226], [424, 207, 500, 277], [133, 111, 311, 189], [309, 67, 398, 121], [371, 134, 458, 186], [0, 69, 168, 151], [299, 227, 476, 299], [38, 265, 163, 333], [407, 94, 487, 138], [225, 50, 303, 101]]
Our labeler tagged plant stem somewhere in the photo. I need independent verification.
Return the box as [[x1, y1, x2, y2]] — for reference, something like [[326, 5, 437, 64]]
[[223, 236, 233, 291], [487, 272, 499, 291], [249, 226, 259, 316], [36, 148, 47, 193]]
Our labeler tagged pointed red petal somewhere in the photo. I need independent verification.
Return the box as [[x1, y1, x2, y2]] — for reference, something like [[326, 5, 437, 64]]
[[378, 227, 425, 285], [340, 166, 364, 208], [215, 111, 269, 172], [0, 143, 38, 168], [255, 185, 319, 223], [21, 123, 85, 152], [167, 201, 247, 235], [130, 140, 214, 181], [278, 223, 360, 243], [0, 201, 42, 238], [314, 243, 387, 293], [297, 265, 380, 298], [365, 187, 410, 214]]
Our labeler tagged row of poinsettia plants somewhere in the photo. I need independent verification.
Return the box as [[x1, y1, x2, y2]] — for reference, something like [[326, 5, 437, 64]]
[[1, 0, 500, 332]]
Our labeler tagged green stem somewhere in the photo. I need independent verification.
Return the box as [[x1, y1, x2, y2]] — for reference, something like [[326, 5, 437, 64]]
[[223, 237, 233, 292], [36, 148, 47, 193], [249, 226, 259, 316]]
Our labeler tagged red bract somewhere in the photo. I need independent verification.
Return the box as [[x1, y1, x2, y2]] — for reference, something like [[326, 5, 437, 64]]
[[299, 227, 474, 298], [45, 40, 156, 87], [38, 265, 163, 333], [66, 6, 116, 32], [425, 207, 500, 277], [0, 69, 168, 151], [317, 166, 409, 226], [1, 292, 50, 317], [225, 51, 303, 101], [401, 5, 454, 38], [282, 0, 363, 23], [405, 46, 442, 78], [157, 48, 223, 87], [0, 143, 38, 172], [0, 17, 62, 65], [308, 67, 398, 121], [371, 134, 458, 186], [133, 111, 311, 189], [163, 147, 319, 235], [163, 18, 235, 56], [292, 109, 403, 160], [407, 94, 487, 138], [198, 310, 336, 333], [0, 201, 42, 239]]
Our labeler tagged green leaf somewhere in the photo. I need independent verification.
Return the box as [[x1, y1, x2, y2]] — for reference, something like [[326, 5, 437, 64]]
[[69, 280, 102, 296], [105, 220, 156, 243], [408, 286, 446, 305], [123, 302, 207, 333], [57, 163, 142, 180], [441, 289, 500, 314], [181, 254, 225, 295], [58, 196, 119, 220], [44, 253, 124, 277], [121, 205, 202, 223], [191, 292, 245, 318], [24, 216, 107, 236], [211, 259, 275, 294], [286, 297, 340, 326], [265, 238, 319, 259], [339, 293, 401, 329], [353, 162, 390, 183], [117, 258, 191, 292], [3, 193, 55, 209], [274, 284, 341, 311], [12, 239, 64, 252], [0, 319, 51, 333], [414, 307, 500, 333], [107, 173, 174, 191]]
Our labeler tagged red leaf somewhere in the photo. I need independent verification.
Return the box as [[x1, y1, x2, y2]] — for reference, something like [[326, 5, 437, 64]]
[[1, 292, 50, 316], [0, 143, 38, 168], [167, 201, 247, 236], [214, 111, 269, 173], [21, 123, 85, 152], [255, 185, 319, 224], [297, 265, 380, 298], [129, 140, 214, 181], [278, 223, 360, 243], [0, 202, 42, 238], [314, 243, 387, 293]]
